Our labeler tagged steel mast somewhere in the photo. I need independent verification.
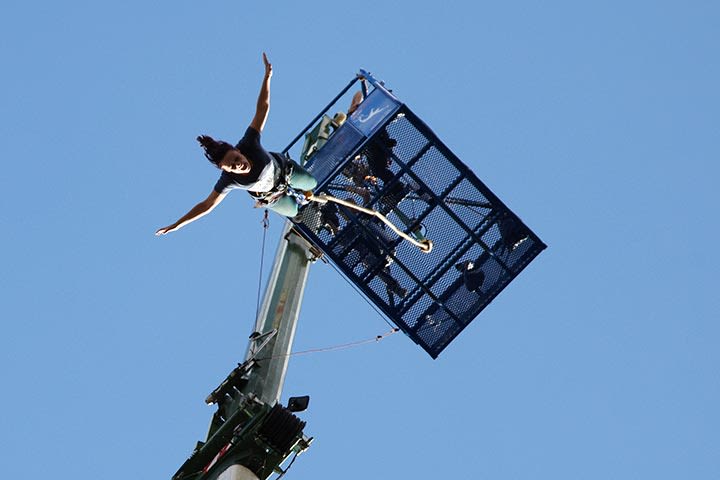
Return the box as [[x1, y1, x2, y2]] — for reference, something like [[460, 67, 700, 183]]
[[172, 224, 316, 480]]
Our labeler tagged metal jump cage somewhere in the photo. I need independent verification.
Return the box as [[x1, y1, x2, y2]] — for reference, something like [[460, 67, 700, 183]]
[[284, 71, 546, 358]]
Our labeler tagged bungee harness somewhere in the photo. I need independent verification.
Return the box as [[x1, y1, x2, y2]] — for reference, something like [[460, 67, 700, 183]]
[[248, 152, 312, 210]]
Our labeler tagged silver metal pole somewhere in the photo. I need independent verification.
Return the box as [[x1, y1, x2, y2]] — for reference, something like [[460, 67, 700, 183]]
[[194, 222, 314, 480], [216, 464, 259, 480], [244, 221, 313, 405]]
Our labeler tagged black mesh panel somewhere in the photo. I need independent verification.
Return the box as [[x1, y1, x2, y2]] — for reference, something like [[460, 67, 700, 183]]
[[292, 103, 546, 358]]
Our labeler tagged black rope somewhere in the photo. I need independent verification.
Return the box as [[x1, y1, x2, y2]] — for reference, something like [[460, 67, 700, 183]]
[[273, 450, 299, 480], [254, 328, 399, 361], [256, 209, 270, 321]]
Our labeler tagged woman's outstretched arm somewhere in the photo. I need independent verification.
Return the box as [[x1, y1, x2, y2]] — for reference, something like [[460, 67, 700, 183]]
[[155, 190, 227, 235], [249, 52, 273, 133]]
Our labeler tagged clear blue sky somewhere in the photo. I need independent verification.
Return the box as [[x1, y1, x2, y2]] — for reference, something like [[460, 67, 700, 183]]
[[2, 1, 718, 478]]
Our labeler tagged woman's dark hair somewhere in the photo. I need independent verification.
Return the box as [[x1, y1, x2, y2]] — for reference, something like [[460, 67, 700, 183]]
[[197, 135, 233, 168]]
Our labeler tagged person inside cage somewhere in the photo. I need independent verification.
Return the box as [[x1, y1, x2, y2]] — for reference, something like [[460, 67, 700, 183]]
[[155, 53, 317, 236], [333, 216, 408, 300], [495, 212, 530, 254], [346, 89, 421, 212], [345, 89, 401, 206]]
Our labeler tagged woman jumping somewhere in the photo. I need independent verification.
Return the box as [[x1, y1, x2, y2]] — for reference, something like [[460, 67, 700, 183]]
[[156, 53, 317, 236]]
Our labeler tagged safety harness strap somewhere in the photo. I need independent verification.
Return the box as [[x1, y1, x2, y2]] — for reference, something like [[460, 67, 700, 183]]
[[248, 152, 295, 207]]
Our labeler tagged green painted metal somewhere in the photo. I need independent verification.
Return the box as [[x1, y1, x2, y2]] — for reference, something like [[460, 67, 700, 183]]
[[172, 224, 315, 480]]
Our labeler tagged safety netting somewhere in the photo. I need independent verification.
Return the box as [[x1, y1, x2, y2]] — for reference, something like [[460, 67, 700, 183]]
[[290, 80, 546, 358]]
